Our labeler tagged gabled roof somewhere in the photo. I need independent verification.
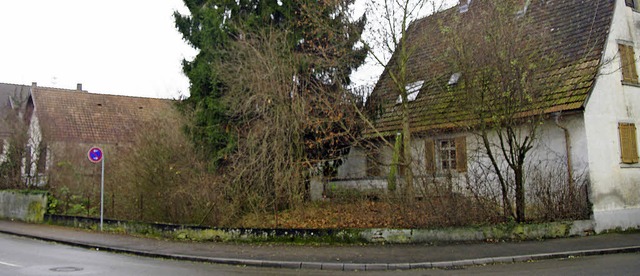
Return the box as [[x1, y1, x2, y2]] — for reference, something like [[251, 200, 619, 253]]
[[367, 0, 616, 136], [32, 86, 177, 144], [0, 83, 31, 110], [0, 82, 31, 138]]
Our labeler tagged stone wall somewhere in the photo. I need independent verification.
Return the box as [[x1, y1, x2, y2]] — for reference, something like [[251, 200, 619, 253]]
[[0, 190, 47, 223]]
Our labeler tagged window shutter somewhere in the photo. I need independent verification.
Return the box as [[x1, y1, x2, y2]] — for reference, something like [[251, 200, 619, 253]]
[[629, 46, 639, 83], [455, 136, 468, 172], [425, 139, 435, 173], [619, 44, 630, 82], [619, 44, 639, 84], [619, 123, 639, 164]]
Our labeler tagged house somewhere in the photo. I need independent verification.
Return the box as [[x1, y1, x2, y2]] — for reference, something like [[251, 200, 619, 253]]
[[336, 0, 640, 232], [23, 83, 180, 185]]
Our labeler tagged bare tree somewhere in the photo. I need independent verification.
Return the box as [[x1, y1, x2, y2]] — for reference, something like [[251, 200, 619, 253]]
[[362, 0, 444, 198], [0, 93, 29, 189]]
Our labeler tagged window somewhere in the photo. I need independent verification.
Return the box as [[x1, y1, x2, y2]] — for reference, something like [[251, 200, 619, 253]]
[[626, 0, 636, 9], [448, 72, 461, 85], [425, 136, 467, 173], [397, 80, 424, 103], [37, 144, 47, 174], [24, 145, 32, 175], [619, 123, 639, 164], [619, 43, 638, 84], [438, 139, 457, 170]]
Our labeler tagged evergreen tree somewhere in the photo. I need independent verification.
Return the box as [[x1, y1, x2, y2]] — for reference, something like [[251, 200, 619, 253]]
[[174, 0, 366, 168]]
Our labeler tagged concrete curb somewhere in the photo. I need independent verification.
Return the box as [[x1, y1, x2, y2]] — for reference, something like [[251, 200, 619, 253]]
[[2, 228, 640, 271]]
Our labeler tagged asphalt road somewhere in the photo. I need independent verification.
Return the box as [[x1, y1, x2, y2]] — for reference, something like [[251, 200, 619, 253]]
[[0, 233, 302, 276], [1, 232, 638, 275]]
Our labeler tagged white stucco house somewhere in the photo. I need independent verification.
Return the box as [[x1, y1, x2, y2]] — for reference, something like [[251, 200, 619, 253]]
[[336, 0, 640, 232]]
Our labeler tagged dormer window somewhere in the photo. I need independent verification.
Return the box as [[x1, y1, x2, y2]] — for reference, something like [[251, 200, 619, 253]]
[[448, 72, 462, 85], [459, 0, 471, 13], [397, 80, 424, 103]]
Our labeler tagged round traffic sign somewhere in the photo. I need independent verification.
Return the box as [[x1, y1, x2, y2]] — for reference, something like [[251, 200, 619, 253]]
[[88, 147, 103, 163]]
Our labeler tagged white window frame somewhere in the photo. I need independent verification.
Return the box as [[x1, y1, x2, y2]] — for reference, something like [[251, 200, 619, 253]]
[[437, 139, 457, 171]]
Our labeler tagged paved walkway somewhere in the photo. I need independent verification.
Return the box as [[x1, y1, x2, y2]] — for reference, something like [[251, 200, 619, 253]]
[[0, 220, 639, 271]]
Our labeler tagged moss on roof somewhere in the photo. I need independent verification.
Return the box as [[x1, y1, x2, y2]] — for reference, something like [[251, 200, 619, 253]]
[[366, 0, 615, 137]]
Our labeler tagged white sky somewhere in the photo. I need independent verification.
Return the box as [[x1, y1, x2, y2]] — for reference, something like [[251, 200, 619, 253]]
[[0, 0, 453, 99], [0, 0, 195, 99]]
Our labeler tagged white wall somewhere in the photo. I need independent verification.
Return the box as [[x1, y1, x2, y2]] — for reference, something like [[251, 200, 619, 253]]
[[23, 104, 48, 186], [336, 146, 368, 179], [0, 139, 6, 163], [583, 0, 640, 232], [337, 114, 587, 198]]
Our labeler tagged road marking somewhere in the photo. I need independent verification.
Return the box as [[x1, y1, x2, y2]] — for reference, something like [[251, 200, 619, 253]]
[[0, 260, 22, 268]]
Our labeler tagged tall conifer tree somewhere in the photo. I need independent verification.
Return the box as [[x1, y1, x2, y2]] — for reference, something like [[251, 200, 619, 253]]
[[175, 0, 366, 167]]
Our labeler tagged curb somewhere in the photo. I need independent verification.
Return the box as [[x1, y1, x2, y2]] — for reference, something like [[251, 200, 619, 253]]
[[2, 228, 640, 271]]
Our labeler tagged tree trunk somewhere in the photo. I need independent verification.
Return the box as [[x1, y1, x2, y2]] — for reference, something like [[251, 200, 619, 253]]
[[482, 132, 513, 219], [515, 165, 525, 222], [402, 101, 414, 201]]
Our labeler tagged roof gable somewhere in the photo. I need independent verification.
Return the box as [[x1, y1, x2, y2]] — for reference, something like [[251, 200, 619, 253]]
[[367, 0, 615, 135], [0, 83, 31, 138]]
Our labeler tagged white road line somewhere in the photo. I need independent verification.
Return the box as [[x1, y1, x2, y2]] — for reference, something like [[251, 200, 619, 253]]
[[0, 260, 22, 268]]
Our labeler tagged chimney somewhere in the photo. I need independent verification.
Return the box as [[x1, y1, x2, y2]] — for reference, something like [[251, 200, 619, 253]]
[[77, 83, 83, 91]]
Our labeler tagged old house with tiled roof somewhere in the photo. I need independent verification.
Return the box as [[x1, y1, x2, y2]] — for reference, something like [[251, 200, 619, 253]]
[[23, 83, 179, 185], [337, 0, 640, 232]]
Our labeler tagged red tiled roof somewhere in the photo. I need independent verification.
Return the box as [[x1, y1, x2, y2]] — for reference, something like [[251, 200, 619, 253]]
[[366, 0, 615, 136], [32, 87, 178, 144]]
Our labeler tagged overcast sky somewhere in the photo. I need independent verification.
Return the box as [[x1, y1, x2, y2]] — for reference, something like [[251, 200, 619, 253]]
[[0, 0, 450, 99]]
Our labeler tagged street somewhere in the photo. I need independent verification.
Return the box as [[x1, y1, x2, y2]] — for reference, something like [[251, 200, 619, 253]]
[[0, 232, 638, 275], [0, 233, 294, 276]]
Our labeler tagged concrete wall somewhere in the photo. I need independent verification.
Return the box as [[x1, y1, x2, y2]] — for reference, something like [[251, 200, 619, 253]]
[[583, 1, 640, 232], [0, 190, 47, 223]]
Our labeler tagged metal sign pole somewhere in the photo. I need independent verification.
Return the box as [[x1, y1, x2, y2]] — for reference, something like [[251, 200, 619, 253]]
[[87, 147, 105, 231], [100, 154, 105, 231]]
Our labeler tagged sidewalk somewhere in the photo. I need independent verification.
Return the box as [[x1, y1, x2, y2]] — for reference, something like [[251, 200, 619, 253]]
[[0, 220, 638, 271]]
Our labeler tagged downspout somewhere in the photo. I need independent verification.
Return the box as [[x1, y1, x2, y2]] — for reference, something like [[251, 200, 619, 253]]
[[553, 113, 575, 195]]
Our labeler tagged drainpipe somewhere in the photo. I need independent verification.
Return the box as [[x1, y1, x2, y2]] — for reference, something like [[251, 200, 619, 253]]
[[553, 113, 575, 196]]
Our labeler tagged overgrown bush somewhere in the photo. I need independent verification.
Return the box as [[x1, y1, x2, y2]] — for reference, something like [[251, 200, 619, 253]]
[[0, 106, 28, 189]]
